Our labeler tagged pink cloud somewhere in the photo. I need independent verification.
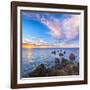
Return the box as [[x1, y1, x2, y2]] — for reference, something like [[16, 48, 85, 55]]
[[40, 16, 64, 39], [39, 15, 80, 40], [62, 15, 80, 40]]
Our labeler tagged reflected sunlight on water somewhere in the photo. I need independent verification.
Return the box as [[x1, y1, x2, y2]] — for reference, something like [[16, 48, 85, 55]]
[[27, 48, 33, 63]]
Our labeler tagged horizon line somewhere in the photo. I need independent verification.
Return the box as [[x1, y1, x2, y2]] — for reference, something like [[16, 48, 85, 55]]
[[22, 43, 79, 48]]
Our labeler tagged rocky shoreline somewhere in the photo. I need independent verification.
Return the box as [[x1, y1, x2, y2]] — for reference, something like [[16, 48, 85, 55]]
[[28, 58, 79, 77], [24, 50, 79, 77]]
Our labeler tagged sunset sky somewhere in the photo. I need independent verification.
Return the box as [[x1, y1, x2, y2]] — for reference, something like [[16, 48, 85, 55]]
[[21, 11, 80, 47]]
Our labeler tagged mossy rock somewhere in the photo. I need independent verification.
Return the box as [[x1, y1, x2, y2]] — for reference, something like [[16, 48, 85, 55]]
[[61, 58, 70, 66]]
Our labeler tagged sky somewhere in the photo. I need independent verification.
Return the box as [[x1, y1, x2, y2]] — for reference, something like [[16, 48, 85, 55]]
[[21, 11, 80, 47]]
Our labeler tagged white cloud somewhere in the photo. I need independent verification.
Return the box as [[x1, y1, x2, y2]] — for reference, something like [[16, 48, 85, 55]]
[[22, 12, 80, 45]]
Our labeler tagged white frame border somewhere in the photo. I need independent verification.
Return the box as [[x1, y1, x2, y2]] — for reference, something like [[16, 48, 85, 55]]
[[17, 6, 84, 84]]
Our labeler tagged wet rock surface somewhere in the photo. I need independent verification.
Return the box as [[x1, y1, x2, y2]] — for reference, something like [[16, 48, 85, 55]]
[[29, 58, 79, 77], [29, 64, 47, 77]]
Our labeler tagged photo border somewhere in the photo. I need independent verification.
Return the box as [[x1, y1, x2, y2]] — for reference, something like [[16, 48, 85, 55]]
[[11, 1, 88, 89], [18, 6, 83, 84]]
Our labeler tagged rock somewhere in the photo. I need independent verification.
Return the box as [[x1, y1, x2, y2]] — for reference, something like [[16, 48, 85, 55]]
[[57, 69, 67, 76], [73, 64, 79, 75], [64, 64, 73, 73], [47, 69, 67, 76], [29, 64, 47, 77], [54, 58, 63, 69], [54, 64, 63, 69], [61, 58, 70, 66], [64, 51, 66, 54], [51, 51, 56, 55], [55, 58, 60, 64], [59, 52, 63, 56], [64, 63, 79, 75], [28, 61, 79, 77], [69, 53, 76, 61]]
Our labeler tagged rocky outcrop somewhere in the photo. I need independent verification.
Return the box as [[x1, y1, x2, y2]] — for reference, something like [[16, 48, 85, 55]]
[[29, 64, 47, 77], [28, 57, 79, 77], [47, 68, 67, 76]]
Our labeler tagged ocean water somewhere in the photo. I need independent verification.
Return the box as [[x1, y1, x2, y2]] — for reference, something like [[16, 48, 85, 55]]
[[21, 48, 79, 77]]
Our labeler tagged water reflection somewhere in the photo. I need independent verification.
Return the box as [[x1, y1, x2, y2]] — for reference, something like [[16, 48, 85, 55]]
[[27, 48, 33, 63]]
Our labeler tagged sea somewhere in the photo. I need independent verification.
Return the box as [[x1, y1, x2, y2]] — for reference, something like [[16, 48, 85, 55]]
[[21, 48, 79, 77]]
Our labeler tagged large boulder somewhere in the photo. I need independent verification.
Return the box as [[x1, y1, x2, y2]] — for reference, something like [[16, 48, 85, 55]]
[[55, 58, 60, 64], [69, 53, 76, 61], [61, 58, 70, 66], [29, 64, 47, 77]]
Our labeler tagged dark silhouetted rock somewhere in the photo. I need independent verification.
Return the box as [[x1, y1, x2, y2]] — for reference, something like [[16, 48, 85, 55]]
[[64, 51, 66, 54], [51, 51, 56, 55], [61, 58, 70, 66], [29, 64, 47, 77], [69, 53, 76, 61], [59, 52, 63, 56], [55, 58, 60, 64]]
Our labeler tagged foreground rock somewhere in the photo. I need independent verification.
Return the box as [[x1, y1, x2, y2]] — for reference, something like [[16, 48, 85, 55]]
[[64, 63, 79, 75], [29, 64, 47, 77], [47, 68, 67, 76], [29, 61, 79, 77]]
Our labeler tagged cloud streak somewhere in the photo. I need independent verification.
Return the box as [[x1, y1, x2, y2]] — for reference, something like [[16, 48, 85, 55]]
[[22, 12, 80, 46], [40, 14, 80, 41], [40, 17, 64, 39]]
